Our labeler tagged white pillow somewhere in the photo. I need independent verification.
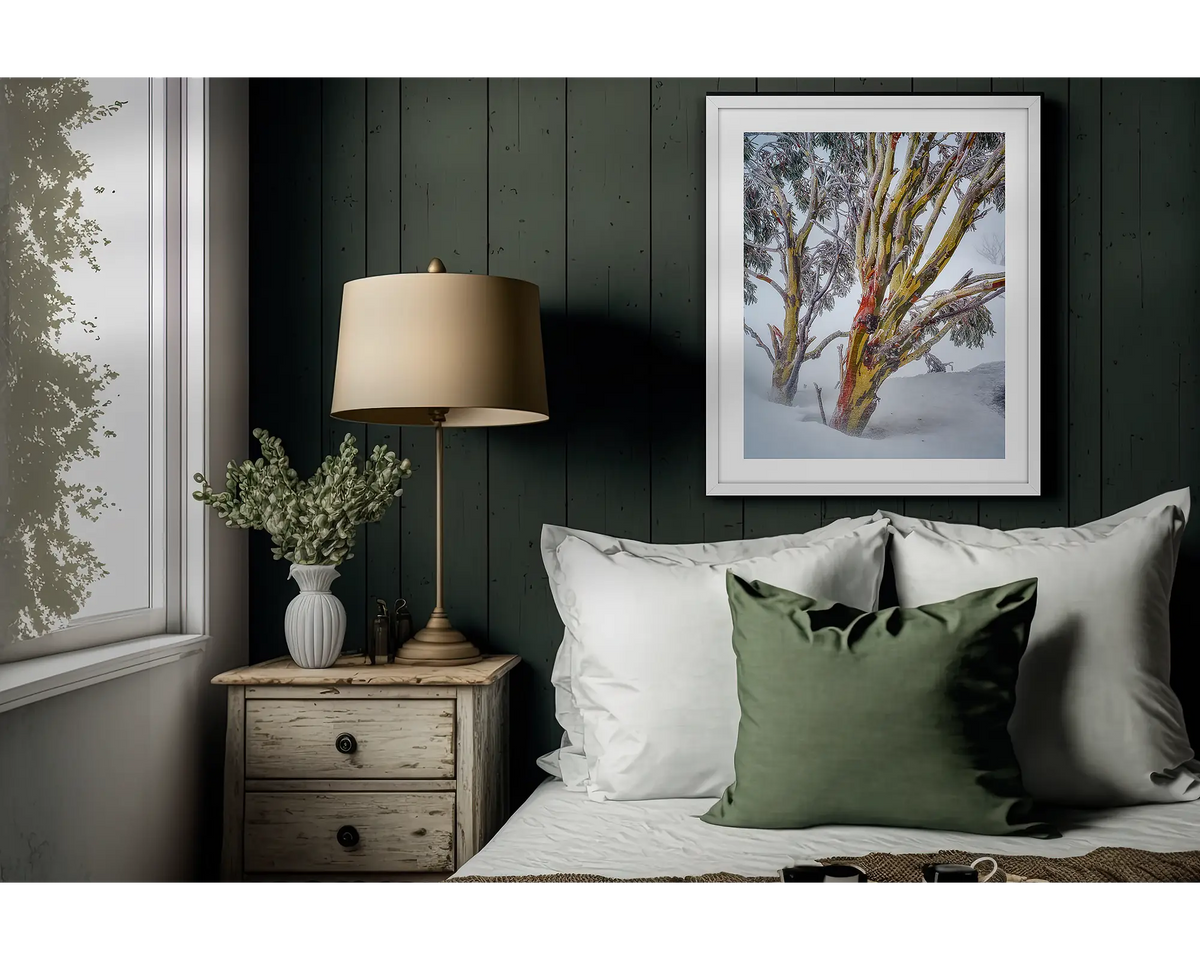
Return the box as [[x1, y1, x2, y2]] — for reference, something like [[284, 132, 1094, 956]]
[[874, 488, 1190, 559], [890, 507, 1199, 807], [555, 520, 890, 801], [536, 516, 878, 785]]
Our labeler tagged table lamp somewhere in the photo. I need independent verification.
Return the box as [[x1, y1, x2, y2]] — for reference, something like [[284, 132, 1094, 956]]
[[331, 258, 548, 665]]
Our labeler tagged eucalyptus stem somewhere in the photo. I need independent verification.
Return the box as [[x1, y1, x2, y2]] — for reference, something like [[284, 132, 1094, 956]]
[[193, 428, 412, 566]]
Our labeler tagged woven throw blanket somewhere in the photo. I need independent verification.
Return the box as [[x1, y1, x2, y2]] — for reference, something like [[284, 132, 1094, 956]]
[[449, 871, 775, 883], [821, 847, 1200, 882], [448, 846, 1200, 882]]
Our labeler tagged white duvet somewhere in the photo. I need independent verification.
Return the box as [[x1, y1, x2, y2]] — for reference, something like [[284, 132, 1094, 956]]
[[455, 780, 1200, 879]]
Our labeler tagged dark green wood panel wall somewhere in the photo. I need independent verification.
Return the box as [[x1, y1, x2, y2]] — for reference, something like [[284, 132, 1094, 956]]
[[249, 78, 1200, 804], [321, 80, 369, 650], [487, 78, 568, 794], [248, 80, 323, 660], [651, 77, 752, 544], [565, 80, 652, 541]]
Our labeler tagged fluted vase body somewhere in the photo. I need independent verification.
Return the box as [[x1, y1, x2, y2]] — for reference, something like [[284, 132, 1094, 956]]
[[284, 564, 346, 668]]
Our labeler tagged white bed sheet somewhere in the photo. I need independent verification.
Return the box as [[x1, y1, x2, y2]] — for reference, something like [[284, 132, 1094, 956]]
[[456, 779, 1200, 878]]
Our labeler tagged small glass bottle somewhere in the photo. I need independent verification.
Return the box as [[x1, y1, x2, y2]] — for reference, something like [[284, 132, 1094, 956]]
[[367, 598, 391, 665], [392, 598, 413, 663]]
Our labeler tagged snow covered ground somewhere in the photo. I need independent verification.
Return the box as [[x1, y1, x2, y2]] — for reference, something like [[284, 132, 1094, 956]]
[[744, 359, 1005, 460]]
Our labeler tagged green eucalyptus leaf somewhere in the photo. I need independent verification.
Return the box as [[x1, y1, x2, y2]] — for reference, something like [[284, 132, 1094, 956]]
[[193, 427, 411, 565]]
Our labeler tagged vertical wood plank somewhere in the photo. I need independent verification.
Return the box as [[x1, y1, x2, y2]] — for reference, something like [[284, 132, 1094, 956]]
[[248, 80, 323, 662], [454, 677, 509, 868], [742, 78, 835, 537], [991, 78, 1024, 94], [1067, 79, 1104, 526], [487, 78, 568, 801], [322, 79, 368, 651], [901, 78, 987, 524], [1163, 80, 1200, 737], [981, 78, 1071, 529], [913, 79, 993, 93], [452, 684, 473, 868], [835, 78, 914, 93], [756, 78, 836, 94], [1140, 80, 1200, 740], [1102, 80, 1164, 516], [1130, 80, 1187, 500], [758, 77, 796, 93], [1168, 81, 1200, 549], [400, 79, 490, 645], [220, 686, 245, 881], [822, 78, 912, 522], [651, 77, 751, 544], [365, 78, 403, 616], [565, 79, 652, 539]]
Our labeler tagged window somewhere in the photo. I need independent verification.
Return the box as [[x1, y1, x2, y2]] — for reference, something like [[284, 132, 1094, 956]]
[[1, 78, 203, 663]]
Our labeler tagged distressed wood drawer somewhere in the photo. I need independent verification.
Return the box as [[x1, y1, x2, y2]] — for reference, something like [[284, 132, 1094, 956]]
[[245, 699, 454, 780], [244, 791, 455, 873], [216, 656, 518, 880]]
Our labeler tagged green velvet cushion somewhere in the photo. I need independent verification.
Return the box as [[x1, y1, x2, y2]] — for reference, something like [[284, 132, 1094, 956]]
[[702, 574, 1048, 836]]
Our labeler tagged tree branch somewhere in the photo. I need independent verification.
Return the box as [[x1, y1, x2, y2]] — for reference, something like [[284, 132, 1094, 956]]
[[798, 209, 851, 334], [890, 150, 1006, 322], [744, 322, 776, 363], [751, 272, 788, 301], [924, 287, 1005, 327], [768, 181, 797, 250], [904, 137, 976, 286], [744, 240, 784, 258], [804, 329, 849, 361], [812, 216, 851, 252], [804, 262, 839, 326], [909, 273, 1006, 324], [794, 140, 824, 246], [895, 288, 1005, 369]]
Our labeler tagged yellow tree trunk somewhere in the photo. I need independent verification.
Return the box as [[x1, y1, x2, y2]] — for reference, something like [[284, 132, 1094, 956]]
[[768, 313, 802, 405], [763, 245, 804, 405], [831, 134, 1004, 436], [831, 362, 881, 437]]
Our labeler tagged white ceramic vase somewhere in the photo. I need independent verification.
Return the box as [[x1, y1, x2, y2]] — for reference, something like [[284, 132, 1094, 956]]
[[284, 564, 347, 669]]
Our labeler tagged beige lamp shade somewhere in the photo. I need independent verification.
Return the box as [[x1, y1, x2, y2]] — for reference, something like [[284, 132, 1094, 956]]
[[330, 266, 548, 426]]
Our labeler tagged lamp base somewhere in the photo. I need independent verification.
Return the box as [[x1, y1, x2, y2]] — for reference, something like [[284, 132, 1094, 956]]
[[394, 610, 482, 666]]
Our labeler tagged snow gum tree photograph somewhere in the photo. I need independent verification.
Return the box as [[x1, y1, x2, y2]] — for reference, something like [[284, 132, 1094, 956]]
[[743, 129, 1008, 459]]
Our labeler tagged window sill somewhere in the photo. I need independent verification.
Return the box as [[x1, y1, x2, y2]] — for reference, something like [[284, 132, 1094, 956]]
[[0, 633, 209, 715]]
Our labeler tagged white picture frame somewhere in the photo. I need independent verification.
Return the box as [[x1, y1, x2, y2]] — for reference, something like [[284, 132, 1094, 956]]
[[706, 94, 1041, 497]]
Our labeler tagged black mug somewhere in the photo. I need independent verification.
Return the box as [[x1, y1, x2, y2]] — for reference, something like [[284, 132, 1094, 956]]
[[781, 863, 868, 883], [921, 864, 979, 883]]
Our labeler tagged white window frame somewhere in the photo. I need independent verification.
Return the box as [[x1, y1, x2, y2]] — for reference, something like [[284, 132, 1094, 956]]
[[0, 78, 209, 665]]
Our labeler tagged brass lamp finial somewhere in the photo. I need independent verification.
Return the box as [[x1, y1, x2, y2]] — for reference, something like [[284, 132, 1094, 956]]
[[427, 257, 446, 274]]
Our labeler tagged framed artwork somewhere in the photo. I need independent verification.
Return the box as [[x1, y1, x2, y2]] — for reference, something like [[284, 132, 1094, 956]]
[[705, 94, 1041, 496]]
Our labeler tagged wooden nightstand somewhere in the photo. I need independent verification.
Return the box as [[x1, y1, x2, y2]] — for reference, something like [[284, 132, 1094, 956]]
[[212, 654, 518, 881]]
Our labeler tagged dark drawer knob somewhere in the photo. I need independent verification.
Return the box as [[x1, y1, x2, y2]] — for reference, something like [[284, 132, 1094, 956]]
[[336, 825, 360, 848], [335, 733, 357, 754]]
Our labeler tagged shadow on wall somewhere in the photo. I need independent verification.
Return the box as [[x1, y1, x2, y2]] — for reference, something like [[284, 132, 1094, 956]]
[[1169, 562, 1200, 741], [502, 307, 713, 802], [548, 306, 708, 490]]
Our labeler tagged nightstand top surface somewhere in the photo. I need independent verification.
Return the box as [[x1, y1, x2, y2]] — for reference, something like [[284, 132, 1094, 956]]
[[212, 653, 519, 687]]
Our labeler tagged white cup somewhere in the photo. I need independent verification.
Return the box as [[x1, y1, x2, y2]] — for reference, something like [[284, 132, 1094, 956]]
[[921, 857, 999, 882], [972, 857, 999, 882]]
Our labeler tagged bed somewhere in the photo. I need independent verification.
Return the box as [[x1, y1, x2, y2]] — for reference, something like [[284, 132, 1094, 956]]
[[490, 499, 1200, 882], [454, 780, 1200, 879]]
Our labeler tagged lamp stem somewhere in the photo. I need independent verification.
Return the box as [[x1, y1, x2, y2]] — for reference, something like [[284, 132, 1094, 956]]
[[393, 408, 482, 665], [434, 414, 445, 615]]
